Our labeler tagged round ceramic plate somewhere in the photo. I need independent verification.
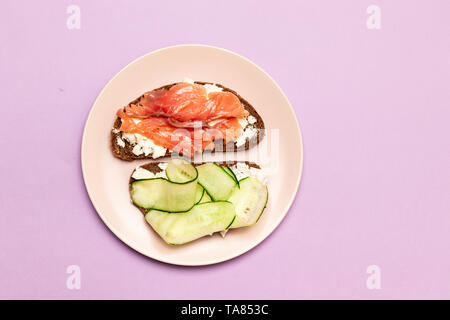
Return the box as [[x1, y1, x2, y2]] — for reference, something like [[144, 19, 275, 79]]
[[81, 45, 303, 266]]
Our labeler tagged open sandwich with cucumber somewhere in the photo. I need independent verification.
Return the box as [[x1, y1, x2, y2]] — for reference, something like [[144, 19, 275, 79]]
[[129, 159, 268, 245]]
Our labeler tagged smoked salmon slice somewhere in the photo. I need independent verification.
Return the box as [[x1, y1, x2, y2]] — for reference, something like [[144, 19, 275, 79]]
[[122, 83, 249, 122], [117, 111, 242, 156], [116, 82, 248, 156]]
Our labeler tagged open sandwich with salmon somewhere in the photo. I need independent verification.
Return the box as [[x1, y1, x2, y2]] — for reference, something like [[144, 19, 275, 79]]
[[111, 80, 265, 160], [110, 80, 268, 245]]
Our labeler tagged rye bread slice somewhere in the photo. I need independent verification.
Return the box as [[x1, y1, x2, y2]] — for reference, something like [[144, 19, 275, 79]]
[[130, 161, 261, 215], [111, 82, 265, 161]]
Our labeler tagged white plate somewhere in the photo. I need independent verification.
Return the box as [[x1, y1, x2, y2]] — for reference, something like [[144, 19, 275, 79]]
[[81, 45, 303, 266]]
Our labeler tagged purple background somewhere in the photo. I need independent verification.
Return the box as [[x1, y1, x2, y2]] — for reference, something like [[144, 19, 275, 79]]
[[1, 0, 449, 299]]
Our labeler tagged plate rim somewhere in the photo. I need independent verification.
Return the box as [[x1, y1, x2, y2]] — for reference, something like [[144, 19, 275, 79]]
[[81, 44, 304, 266]]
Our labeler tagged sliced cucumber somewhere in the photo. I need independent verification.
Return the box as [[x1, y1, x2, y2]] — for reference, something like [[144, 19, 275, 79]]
[[130, 178, 198, 212], [130, 161, 198, 212], [199, 190, 211, 203], [197, 163, 237, 201], [194, 184, 204, 204], [166, 158, 198, 183], [223, 166, 240, 187], [145, 201, 236, 245], [228, 177, 268, 228]]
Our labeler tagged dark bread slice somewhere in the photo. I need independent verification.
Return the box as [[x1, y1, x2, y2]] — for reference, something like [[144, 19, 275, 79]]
[[130, 161, 261, 215], [111, 82, 265, 161]]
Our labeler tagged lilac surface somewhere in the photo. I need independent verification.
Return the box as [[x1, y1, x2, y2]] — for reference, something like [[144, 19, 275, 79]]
[[1, 0, 449, 299]]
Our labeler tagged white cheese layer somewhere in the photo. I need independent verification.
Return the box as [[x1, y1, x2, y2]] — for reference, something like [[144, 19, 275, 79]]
[[121, 132, 167, 158], [236, 115, 259, 147], [238, 117, 248, 128], [132, 166, 167, 180], [116, 136, 125, 148], [236, 125, 258, 148], [203, 84, 223, 95], [158, 163, 168, 170], [229, 162, 266, 185], [247, 115, 257, 124]]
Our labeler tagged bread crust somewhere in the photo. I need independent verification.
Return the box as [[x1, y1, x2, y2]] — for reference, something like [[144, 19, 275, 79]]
[[111, 82, 265, 161]]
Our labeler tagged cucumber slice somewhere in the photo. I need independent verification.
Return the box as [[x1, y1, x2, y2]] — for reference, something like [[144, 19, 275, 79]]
[[228, 177, 268, 228], [145, 201, 236, 245], [197, 163, 237, 201], [223, 166, 240, 187], [194, 184, 204, 204], [199, 190, 211, 203], [130, 178, 198, 212], [130, 161, 198, 212], [166, 158, 198, 183]]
